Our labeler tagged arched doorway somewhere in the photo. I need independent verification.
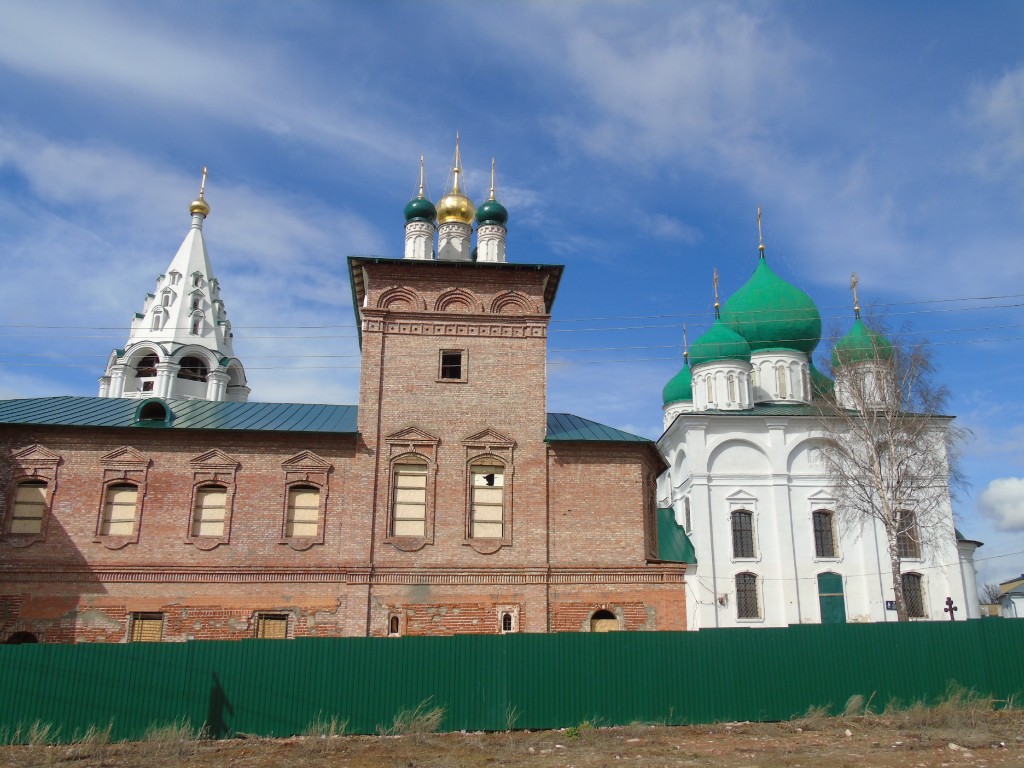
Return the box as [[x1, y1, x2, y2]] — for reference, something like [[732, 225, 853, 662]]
[[590, 610, 619, 632], [5, 631, 38, 644], [817, 572, 846, 624]]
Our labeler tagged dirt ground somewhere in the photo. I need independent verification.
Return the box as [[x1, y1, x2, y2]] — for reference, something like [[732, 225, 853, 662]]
[[2, 710, 1022, 768]]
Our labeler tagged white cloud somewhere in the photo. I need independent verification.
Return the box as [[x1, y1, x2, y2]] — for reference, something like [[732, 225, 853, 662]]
[[968, 65, 1024, 173], [979, 477, 1024, 532]]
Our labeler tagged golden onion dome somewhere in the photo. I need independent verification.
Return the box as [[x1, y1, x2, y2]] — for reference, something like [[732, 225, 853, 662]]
[[190, 166, 210, 217], [436, 188, 475, 225]]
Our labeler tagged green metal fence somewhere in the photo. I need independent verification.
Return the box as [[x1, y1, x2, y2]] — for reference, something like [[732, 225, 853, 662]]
[[0, 620, 1021, 743]]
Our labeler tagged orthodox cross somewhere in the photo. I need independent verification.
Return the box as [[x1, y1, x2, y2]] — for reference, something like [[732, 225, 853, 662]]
[[944, 596, 958, 621]]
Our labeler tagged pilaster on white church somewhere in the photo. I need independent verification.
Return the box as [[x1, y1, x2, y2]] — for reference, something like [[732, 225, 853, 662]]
[[98, 171, 249, 402]]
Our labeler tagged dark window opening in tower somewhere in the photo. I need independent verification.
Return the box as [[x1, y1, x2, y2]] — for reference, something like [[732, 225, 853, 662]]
[[136, 354, 158, 378], [177, 356, 209, 382], [440, 350, 463, 380]]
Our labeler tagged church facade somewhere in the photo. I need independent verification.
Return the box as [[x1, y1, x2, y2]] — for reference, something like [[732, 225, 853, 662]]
[[0, 146, 689, 643], [656, 233, 982, 629]]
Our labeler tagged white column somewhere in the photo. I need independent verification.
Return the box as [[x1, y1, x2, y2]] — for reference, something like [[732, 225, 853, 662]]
[[206, 370, 230, 401], [155, 362, 179, 399], [108, 364, 127, 398]]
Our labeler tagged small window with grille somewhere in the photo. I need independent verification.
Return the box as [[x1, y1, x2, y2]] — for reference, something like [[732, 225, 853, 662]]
[[130, 612, 163, 642], [256, 614, 288, 639]]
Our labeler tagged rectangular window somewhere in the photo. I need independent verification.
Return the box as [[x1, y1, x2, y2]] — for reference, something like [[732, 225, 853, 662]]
[[902, 573, 925, 618], [192, 486, 227, 537], [736, 573, 759, 619], [731, 510, 754, 558], [256, 614, 288, 639], [470, 462, 504, 538], [439, 350, 464, 381], [897, 510, 921, 559], [285, 485, 320, 537], [392, 463, 427, 536], [101, 484, 138, 536], [10, 481, 47, 534], [812, 510, 836, 558], [130, 612, 163, 642]]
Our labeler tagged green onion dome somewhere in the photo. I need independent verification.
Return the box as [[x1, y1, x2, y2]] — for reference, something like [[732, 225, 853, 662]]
[[662, 363, 693, 405], [689, 320, 752, 368], [808, 362, 834, 398], [830, 318, 893, 368], [404, 195, 436, 223], [720, 258, 822, 355], [476, 198, 508, 226]]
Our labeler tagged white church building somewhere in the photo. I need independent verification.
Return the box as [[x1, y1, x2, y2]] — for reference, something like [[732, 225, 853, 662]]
[[657, 231, 982, 629]]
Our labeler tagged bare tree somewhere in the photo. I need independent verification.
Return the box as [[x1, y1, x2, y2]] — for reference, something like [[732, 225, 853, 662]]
[[815, 312, 969, 622], [980, 583, 1002, 605]]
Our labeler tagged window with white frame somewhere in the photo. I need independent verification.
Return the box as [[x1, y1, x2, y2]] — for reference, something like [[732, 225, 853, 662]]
[[736, 572, 760, 619], [812, 509, 836, 558], [731, 510, 755, 558]]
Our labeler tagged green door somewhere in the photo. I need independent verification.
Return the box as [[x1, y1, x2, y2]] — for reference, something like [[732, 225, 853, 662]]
[[817, 572, 846, 624]]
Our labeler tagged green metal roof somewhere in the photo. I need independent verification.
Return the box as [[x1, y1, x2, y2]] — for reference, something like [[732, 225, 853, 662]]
[[546, 413, 652, 443], [656, 508, 697, 564], [0, 397, 359, 434]]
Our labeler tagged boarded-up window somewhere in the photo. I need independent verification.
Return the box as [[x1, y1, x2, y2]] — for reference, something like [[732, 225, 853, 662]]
[[130, 613, 163, 642], [10, 481, 47, 534], [736, 573, 759, 619], [285, 485, 320, 537], [392, 462, 427, 536], [590, 610, 619, 632], [257, 614, 288, 639], [101, 483, 138, 536], [192, 485, 226, 537], [470, 460, 504, 538]]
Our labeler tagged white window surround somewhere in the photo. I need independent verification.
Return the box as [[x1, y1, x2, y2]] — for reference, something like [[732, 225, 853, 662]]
[[734, 571, 765, 623], [725, 491, 760, 562], [807, 491, 841, 561], [496, 604, 520, 634]]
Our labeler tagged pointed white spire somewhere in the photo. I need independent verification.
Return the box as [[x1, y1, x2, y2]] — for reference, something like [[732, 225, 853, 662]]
[[99, 169, 249, 402]]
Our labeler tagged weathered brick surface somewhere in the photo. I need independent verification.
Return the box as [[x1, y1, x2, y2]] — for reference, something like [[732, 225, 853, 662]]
[[0, 259, 686, 642]]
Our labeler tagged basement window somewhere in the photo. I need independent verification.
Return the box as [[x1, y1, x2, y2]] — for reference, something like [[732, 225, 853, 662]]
[[439, 350, 465, 381], [256, 614, 288, 639]]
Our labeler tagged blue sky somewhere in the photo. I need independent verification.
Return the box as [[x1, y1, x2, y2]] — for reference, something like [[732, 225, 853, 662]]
[[1, 1, 1022, 589]]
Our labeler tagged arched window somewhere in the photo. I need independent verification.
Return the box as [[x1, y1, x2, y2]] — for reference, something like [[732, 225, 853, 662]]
[[191, 293, 202, 311], [136, 354, 158, 379], [705, 376, 714, 404], [191, 485, 227, 537], [100, 483, 138, 536], [590, 609, 619, 632], [736, 573, 760, 619], [392, 460, 428, 536], [812, 510, 836, 558], [150, 310, 164, 331], [776, 365, 788, 398], [901, 573, 925, 618], [177, 356, 208, 382], [470, 458, 504, 538], [388, 615, 400, 636], [137, 400, 169, 422], [160, 291, 172, 307], [5, 631, 38, 644], [285, 485, 320, 537], [190, 314, 203, 335], [896, 509, 920, 559], [731, 510, 754, 558], [10, 480, 48, 534], [727, 374, 737, 403], [501, 612, 513, 632]]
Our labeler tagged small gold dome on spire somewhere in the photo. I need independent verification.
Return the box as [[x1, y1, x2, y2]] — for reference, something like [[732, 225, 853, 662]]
[[189, 166, 210, 217], [436, 134, 475, 225]]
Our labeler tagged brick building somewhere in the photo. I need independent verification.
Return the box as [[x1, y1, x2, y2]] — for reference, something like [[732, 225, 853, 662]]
[[0, 149, 691, 643]]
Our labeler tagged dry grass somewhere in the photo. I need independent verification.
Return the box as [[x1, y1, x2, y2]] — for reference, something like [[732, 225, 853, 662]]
[[299, 712, 347, 753], [377, 698, 445, 740]]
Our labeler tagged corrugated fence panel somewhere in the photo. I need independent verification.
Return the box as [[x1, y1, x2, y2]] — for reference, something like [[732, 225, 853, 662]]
[[2, 621, 1024, 743]]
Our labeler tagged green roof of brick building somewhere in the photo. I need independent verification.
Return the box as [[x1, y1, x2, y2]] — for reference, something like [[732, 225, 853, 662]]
[[656, 508, 697, 563]]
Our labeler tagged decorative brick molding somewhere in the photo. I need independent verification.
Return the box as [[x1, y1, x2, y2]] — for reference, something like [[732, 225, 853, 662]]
[[279, 450, 332, 551], [3, 444, 61, 547], [185, 449, 239, 551], [462, 429, 516, 554], [94, 446, 151, 549], [384, 427, 439, 552]]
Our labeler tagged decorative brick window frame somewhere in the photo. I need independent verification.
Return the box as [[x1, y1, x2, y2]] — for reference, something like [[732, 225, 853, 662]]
[[279, 451, 332, 551], [3, 445, 61, 547], [462, 429, 515, 554], [185, 449, 239, 551], [94, 446, 151, 549], [383, 427, 439, 552]]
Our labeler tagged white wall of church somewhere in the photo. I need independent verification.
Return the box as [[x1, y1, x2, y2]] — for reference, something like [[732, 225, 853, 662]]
[[659, 414, 977, 629]]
